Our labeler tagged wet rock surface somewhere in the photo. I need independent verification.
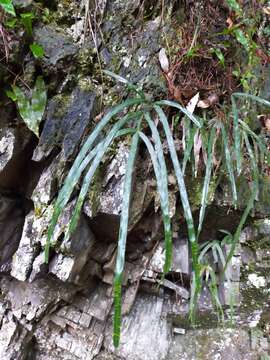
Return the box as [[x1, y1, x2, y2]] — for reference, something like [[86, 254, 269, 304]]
[[33, 25, 78, 69], [33, 87, 98, 161], [0, 0, 269, 359]]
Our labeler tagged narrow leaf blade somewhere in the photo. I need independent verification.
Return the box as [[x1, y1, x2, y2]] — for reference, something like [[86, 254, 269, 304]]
[[113, 130, 140, 347]]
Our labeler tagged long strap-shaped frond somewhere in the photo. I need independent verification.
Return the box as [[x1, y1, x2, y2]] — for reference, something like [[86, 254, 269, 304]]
[[45, 142, 101, 261], [139, 117, 172, 273], [59, 98, 144, 206], [156, 100, 202, 128], [144, 112, 172, 272], [154, 105, 196, 244], [232, 92, 270, 107], [231, 92, 270, 174], [154, 105, 200, 321], [220, 123, 237, 207], [182, 126, 196, 175], [231, 95, 242, 175], [223, 133, 258, 273], [45, 99, 144, 261], [104, 70, 146, 99], [113, 129, 140, 348], [65, 112, 143, 240], [239, 119, 270, 165], [197, 126, 216, 237]]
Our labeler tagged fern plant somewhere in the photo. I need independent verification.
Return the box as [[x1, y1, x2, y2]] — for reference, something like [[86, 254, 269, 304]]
[[45, 70, 201, 347], [45, 70, 270, 347]]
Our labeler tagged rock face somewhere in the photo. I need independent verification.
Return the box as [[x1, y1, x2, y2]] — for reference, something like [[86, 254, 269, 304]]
[[0, 0, 269, 359], [33, 87, 98, 161], [166, 328, 260, 360], [0, 126, 34, 191], [33, 25, 78, 69], [0, 194, 25, 269]]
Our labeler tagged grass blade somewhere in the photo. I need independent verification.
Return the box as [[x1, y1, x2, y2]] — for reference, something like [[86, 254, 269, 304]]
[[198, 126, 216, 237], [156, 99, 202, 128], [113, 129, 140, 347], [220, 123, 237, 206]]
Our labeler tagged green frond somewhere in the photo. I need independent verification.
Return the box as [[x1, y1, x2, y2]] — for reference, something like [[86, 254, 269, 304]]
[[156, 100, 202, 128], [45, 99, 144, 261], [198, 126, 216, 237], [113, 128, 141, 348], [65, 112, 143, 241], [220, 123, 237, 207]]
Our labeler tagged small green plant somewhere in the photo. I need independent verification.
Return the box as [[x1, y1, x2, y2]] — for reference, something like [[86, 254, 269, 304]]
[[45, 70, 270, 347], [225, 0, 263, 91], [0, 0, 15, 16], [210, 47, 225, 67], [198, 230, 232, 319], [226, 0, 242, 16], [198, 263, 224, 321], [6, 76, 47, 136], [30, 43, 44, 59], [1, 2, 44, 60], [20, 12, 34, 36]]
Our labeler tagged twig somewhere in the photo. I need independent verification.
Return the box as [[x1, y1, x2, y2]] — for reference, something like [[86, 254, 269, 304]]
[[0, 61, 31, 90]]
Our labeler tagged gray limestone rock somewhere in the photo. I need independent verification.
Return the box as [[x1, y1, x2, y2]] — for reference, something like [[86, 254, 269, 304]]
[[241, 245, 256, 265], [166, 328, 259, 360], [49, 214, 95, 284], [171, 237, 190, 275], [4, 276, 75, 315], [33, 25, 78, 68], [99, 141, 129, 216], [12, 199, 95, 284], [104, 293, 172, 360], [31, 153, 67, 206], [33, 88, 98, 161], [0, 128, 17, 172], [11, 211, 40, 281], [0, 194, 24, 268], [0, 313, 33, 360], [0, 126, 33, 190]]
